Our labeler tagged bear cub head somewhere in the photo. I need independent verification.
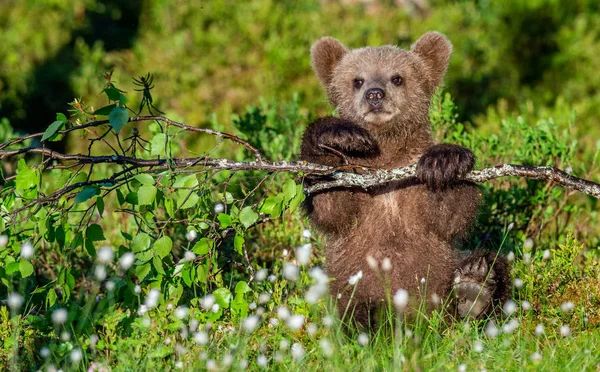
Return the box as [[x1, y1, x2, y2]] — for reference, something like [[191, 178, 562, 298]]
[[311, 32, 452, 137]]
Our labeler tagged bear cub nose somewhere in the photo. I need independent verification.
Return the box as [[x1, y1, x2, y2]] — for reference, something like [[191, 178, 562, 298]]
[[365, 88, 385, 106]]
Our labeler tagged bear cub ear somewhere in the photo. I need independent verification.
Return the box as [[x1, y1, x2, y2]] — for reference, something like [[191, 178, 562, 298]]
[[410, 31, 453, 89], [311, 37, 349, 88]]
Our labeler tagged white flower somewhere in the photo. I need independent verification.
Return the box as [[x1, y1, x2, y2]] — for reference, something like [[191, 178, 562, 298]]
[[502, 319, 519, 334], [0, 235, 8, 247], [393, 289, 409, 310], [268, 274, 277, 283], [94, 265, 107, 281], [40, 347, 51, 358], [420, 277, 426, 285], [256, 355, 268, 368], [258, 293, 271, 304], [238, 359, 248, 369], [20, 242, 34, 259], [211, 304, 220, 313], [322, 315, 334, 328], [269, 318, 279, 327], [302, 229, 312, 239], [201, 295, 215, 310], [283, 263, 299, 281], [348, 270, 363, 285], [521, 301, 531, 311], [7, 293, 23, 310], [138, 305, 148, 316], [543, 249, 551, 260], [214, 203, 225, 214], [458, 364, 467, 372], [523, 238, 534, 250], [513, 278, 523, 288], [560, 325, 571, 337], [61, 330, 71, 341], [145, 288, 160, 308], [206, 359, 217, 371], [175, 306, 189, 320], [97, 246, 114, 264], [242, 315, 260, 334], [381, 257, 392, 272], [560, 301, 574, 313], [185, 230, 197, 241], [279, 338, 290, 350], [296, 244, 312, 266], [286, 314, 305, 331], [277, 306, 290, 321], [222, 353, 233, 367], [255, 268, 268, 282], [473, 340, 484, 353], [306, 323, 317, 336], [507, 222, 515, 231], [503, 300, 517, 316], [51, 308, 68, 325], [530, 352, 542, 362], [366, 255, 378, 270], [89, 334, 98, 349], [194, 331, 209, 345], [189, 319, 199, 332], [119, 252, 135, 270], [184, 251, 196, 261], [357, 332, 369, 346], [485, 322, 499, 338], [535, 324, 544, 337], [320, 339, 334, 357], [105, 280, 115, 291], [282, 249, 289, 257], [291, 343, 305, 361], [249, 302, 257, 310], [134, 285, 141, 294], [70, 348, 82, 363], [524, 253, 532, 264], [506, 251, 515, 262]]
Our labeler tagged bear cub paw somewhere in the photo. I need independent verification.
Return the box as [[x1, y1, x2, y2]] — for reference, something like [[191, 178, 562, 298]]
[[417, 144, 475, 191], [310, 117, 380, 158], [453, 255, 498, 319]]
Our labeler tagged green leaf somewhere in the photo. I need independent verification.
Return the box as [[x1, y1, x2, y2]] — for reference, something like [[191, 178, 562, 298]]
[[46, 288, 57, 307], [6, 262, 19, 275], [260, 195, 283, 218], [192, 238, 212, 255], [131, 233, 151, 253], [108, 106, 129, 133], [19, 260, 34, 278], [283, 179, 297, 203], [86, 224, 105, 241], [151, 133, 167, 156], [41, 120, 66, 142], [173, 174, 198, 188], [177, 191, 199, 209], [154, 236, 172, 259], [135, 174, 155, 185], [75, 187, 98, 204], [235, 281, 251, 294], [239, 207, 258, 229], [217, 213, 232, 228], [213, 288, 232, 309], [234, 234, 244, 255], [152, 255, 165, 275], [56, 113, 67, 122], [96, 196, 105, 216], [138, 185, 157, 205], [288, 185, 306, 213], [15, 159, 38, 191], [104, 87, 121, 101], [135, 263, 152, 282], [93, 104, 117, 116], [125, 191, 138, 205]]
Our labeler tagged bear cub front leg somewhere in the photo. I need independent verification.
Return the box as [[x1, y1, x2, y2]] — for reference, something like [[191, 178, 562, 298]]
[[300, 117, 380, 165], [417, 144, 475, 191]]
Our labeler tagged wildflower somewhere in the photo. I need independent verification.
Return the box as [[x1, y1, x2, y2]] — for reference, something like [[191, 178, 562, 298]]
[[521, 301, 531, 311], [320, 339, 334, 357], [7, 293, 23, 311], [302, 229, 312, 239], [0, 235, 8, 247], [175, 306, 189, 320], [20, 242, 34, 259], [185, 230, 197, 241], [503, 300, 517, 316], [40, 347, 51, 358], [194, 331, 209, 345], [560, 301, 574, 313], [257, 355, 268, 368], [94, 265, 107, 281], [282, 248, 289, 257], [144, 288, 160, 308], [530, 352, 542, 362], [277, 306, 290, 320], [420, 277, 426, 285], [286, 314, 305, 331], [291, 343, 305, 361], [269, 318, 279, 327], [206, 359, 217, 371], [239, 359, 248, 369], [70, 348, 82, 364], [535, 324, 544, 337], [393, 289, 409, 310], [502, 319, 519, 334], [507, 222, 514, 231], [242, 315, 260, 334], [381, 257, 392, 271], [214, 203, 225, 214], [97, 246, 114, 263], [189, 319, 199, 332], [268, 274, 277, 283], [473, 340, 484, 353], [211, 304, 220, 313], [523, 238, 534, 250], [366, 255, 378, 270], [458, 364, 467, 372], [506, 251, 515, 262], [322, 315, 334, 328], [306, 323, 317, 336], [61, 331, 71, 341], [348, 270, 363, 285], [279, 338, 290, 350], [258, 293, 271, 304], [249, 302, 257, 310], [523, 253, 532, 264], [485, 322, 499, 338], [89, 334, 98, 349], [134, 285, 141, 294], [255, 268, 268, 282], [357, 332, 369, 346], [184, 251, 196, 261], [119, 252, 135, 270], [222, 354, 233, 367], [542, 249, 551, 260], [138, 305, 148, 316], [201, 295, 216, 310], [513, 278, 523, 288], [105, 280, 115, 291], [283, 263, 299, 281], [560, 325, 571, 337], [296, 244, 312, 266], [51, 308, 68, 325]]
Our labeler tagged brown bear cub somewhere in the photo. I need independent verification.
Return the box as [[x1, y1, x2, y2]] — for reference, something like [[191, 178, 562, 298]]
[[300, 31, 510, 327]]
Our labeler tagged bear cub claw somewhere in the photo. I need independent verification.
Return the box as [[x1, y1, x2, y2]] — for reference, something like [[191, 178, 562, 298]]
[[453, 255, 498, 319], [309, 117, 380, 158], [417, 144, 475, 191]]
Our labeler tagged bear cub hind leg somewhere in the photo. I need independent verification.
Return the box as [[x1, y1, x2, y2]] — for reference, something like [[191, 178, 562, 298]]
[[453, 252, 511, 319]]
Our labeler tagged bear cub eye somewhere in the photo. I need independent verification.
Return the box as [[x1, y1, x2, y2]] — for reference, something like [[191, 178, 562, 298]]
[[391, 75, 403, 86], [353, 78, 364, 89]]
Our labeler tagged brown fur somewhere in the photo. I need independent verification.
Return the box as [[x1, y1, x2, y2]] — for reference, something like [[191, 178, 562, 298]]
[[301, 32, 509, 326]]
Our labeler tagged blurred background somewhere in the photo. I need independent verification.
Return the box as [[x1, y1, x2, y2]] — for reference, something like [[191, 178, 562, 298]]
[[1, 0, 599, 150]]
